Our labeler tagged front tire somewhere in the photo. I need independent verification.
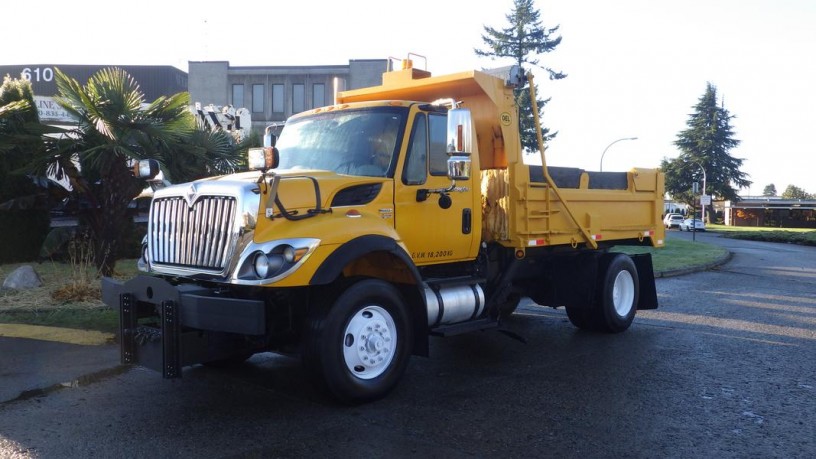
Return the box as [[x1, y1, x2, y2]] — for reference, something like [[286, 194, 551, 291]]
[[303, 279, 413, 404], [496, 294, 522, 320]]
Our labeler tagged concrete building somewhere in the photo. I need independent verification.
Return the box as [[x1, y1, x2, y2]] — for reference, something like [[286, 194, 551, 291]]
[[3, 60, 389, 136], [187, 59, 389, 134], [0, 64, 187, 124]]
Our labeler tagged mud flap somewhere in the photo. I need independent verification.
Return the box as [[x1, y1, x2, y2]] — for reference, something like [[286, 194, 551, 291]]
[[631, 253, 658, 310]]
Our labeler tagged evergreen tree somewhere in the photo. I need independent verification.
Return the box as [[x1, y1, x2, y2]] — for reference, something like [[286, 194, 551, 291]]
[[0, 75, 40, 178], [662, 82, 751, 221], [475, 0, 566, 152], [762, 183, 777, 196], [0, 75, 52, 262]]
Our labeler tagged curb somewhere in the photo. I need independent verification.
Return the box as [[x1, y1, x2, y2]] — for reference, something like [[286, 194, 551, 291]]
[[2, 365, 130, 406], [0, 325, 121, 405], [655, 250, 733, 278]]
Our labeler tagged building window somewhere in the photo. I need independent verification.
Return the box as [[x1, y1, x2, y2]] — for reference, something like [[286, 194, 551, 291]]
[[232, 84, 244, 107], [293, 84, 305, 114], [252, 84, 264, 113], [312, 83, 325, 109], [272, 84, 284, 113]]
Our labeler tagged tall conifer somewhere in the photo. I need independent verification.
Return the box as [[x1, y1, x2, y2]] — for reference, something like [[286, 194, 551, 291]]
[[476, 0, 565, 152], [662, 83, 751, 220]]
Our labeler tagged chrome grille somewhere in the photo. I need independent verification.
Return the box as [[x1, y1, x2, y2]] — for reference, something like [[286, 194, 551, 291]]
[[148, 195, 237, 271]]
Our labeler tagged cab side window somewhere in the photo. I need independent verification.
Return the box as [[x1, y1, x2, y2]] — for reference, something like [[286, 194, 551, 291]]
[[428, 114, 448, 176], [403, 113, 428, 185]]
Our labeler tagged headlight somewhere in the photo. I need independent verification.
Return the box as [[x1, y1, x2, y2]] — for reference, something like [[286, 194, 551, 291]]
[[280, 244, 309, 264], [234, 238, 319, 284], [247, 147, 279, 170], [252, 252, 269, 278], [282, 245, 295, 263], [247, 148, 266, 170]]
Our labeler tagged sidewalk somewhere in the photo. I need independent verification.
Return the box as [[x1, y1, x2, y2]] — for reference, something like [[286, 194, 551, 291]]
[[0, 325, 122, 404]]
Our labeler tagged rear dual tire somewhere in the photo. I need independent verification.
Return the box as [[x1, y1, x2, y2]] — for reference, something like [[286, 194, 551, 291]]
[[566, 253, 639, 333]]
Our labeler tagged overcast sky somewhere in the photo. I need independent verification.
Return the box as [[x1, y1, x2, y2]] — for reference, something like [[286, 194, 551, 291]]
[[7, 0, 814, 196]]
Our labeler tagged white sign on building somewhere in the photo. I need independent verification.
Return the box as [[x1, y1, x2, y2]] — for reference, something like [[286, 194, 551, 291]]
[[33, 96, 74, 123]]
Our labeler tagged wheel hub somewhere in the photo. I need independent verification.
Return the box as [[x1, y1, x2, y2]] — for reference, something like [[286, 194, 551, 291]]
[[612, 270, 635, 316], [343, 306, 397, 380]]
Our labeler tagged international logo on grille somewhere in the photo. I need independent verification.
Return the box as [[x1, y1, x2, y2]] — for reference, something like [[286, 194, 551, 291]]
[[184, 184, 197, 209]]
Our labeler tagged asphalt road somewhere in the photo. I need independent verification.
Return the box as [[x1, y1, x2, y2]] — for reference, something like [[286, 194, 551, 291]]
[[0, 231, 814, 458]]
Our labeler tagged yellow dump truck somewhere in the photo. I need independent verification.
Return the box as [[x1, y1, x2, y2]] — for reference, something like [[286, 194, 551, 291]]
[[102, 61, 665, 403]]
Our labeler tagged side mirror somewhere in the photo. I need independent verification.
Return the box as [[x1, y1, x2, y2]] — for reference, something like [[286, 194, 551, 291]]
[[133, 159, 160, 179], [264, 126, 277, 148], [446, 108, 473, 181], [447, 153, 471, 181]]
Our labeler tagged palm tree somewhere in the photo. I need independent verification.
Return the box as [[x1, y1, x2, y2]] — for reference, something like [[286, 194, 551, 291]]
[[31, 67, 243, 276]]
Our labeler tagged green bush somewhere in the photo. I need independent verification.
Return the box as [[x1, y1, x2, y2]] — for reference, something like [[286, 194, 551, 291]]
[[723, 230, 816, 246], [0, 175, 51, 263], [118, 221, 147, 259], [0, 210, 51, 263]]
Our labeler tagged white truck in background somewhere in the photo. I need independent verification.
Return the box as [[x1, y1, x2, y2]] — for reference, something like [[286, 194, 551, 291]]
[[192, 103, 252, 144]]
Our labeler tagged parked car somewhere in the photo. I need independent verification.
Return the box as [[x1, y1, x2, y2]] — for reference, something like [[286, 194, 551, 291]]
[[663, 213, 684, 229], [680, 218, 706, 231]]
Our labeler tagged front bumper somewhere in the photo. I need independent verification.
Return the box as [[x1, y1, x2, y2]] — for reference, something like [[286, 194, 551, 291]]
[[101, 275, 266, 378]]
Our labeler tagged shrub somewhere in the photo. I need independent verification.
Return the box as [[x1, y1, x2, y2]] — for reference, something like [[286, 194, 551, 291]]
[[0, 175, 51, 263], [50, 229, 100, 303]]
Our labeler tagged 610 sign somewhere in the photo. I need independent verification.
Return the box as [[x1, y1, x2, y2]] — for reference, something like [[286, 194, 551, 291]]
[[21, 67, 54, 82]]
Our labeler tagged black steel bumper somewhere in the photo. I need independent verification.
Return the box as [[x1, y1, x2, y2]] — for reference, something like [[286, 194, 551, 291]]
[[101, 275, 266, 378]]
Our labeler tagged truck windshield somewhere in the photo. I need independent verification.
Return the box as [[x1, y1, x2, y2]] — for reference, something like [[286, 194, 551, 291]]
[[276, 107, 407, 177]]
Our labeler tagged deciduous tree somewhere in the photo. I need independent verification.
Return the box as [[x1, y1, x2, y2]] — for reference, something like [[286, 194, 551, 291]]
[[781, 184, 813, 200]]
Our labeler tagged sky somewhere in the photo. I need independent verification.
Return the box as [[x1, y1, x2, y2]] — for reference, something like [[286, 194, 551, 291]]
[[6, 0, 815, 196]]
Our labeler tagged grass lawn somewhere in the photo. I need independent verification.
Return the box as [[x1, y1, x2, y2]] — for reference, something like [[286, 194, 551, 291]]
[[0, 259, 139, 334], [615, 239, 727, 274]]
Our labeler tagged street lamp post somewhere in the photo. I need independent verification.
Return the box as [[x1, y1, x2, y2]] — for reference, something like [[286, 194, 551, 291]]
[[691, 161, 707, 223], [599, 137, 638, 172]]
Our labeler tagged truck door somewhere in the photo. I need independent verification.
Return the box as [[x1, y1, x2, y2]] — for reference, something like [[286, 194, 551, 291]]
[[394, 111, 476, 265]]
